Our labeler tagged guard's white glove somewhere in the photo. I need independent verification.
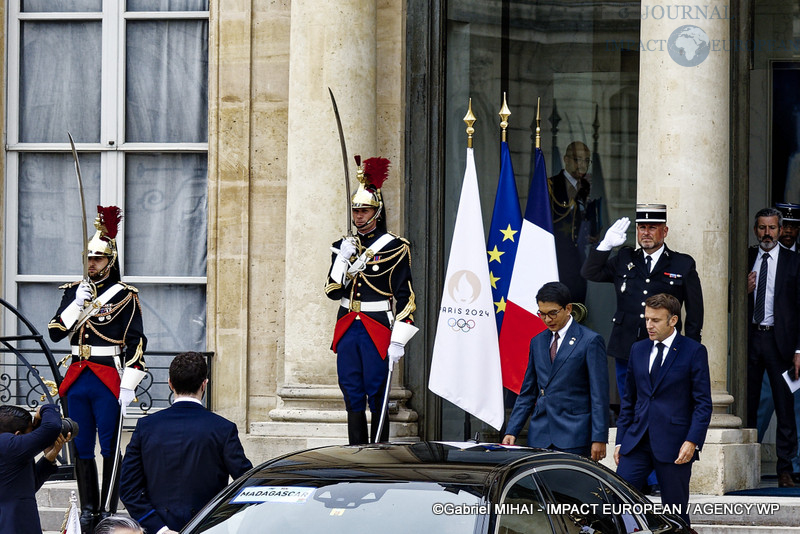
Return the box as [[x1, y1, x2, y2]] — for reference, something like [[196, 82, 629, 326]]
[[338, 238, 357, 260], [597, 217, 630, 251], [119, 387, 136, 416], [73, 281, 93, 306], [387, 342, 404, 367]]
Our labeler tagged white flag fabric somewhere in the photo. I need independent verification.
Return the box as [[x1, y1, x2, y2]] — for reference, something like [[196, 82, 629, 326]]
[[429, 147, 505, 430], [63, 490, 81, 534]]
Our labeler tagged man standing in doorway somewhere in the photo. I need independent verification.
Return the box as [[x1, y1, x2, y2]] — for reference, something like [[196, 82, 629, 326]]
[[747, 207, 800, 487]]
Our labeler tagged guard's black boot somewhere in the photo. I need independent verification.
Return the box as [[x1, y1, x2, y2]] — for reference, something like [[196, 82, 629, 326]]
[[75, 458, 100, 534], [99, 454, 121, 519], [347, 411, 369, 445], [370, 410, 390, 443]]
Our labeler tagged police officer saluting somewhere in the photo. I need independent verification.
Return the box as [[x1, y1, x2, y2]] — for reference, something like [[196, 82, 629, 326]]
[[49, 206, 147, 533], [581, 204, 704, 401], [325, 156, 417, 445]]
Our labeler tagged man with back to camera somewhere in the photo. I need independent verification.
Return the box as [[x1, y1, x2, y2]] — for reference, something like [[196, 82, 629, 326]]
[[502, 282, 609, 461], [615, 293, 712, 527], [0, 403, 71, 534], [747, 207, 800, 487], [119, 352, 253, 534]]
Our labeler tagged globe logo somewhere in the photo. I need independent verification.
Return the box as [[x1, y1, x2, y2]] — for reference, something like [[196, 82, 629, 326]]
[[667, 25, 711, 67]]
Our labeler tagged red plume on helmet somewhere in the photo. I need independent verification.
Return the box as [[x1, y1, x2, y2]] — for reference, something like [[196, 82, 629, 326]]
[[96, 205, 123, 241], [362, 157, 390, 191]]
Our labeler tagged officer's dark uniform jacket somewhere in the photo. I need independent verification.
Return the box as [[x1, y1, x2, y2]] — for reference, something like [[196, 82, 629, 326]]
[[581, 244, 703, 360], [48, 277, 147, 397], [325, 230, 415, 356]]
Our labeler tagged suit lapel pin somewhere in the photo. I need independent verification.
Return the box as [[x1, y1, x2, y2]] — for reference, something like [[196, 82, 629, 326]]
[[627, 262, 634, 270], [569, 337, 575, 345]]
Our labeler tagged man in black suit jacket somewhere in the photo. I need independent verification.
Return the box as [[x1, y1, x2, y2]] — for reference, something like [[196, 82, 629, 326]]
[[120, 352, 253, 533], [549, 141, 598, 304], [747, 207, 800, 488]]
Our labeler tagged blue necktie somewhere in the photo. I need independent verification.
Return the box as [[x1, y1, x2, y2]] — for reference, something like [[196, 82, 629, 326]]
[[650, 342, 666, 385], [753, 253, 770, 324]]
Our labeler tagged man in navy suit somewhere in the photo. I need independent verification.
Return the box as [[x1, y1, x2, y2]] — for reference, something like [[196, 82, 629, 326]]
[[746, 207, 800, 488], [0, 404, 70, 534], [615, 293, 712, 525], [502, 282, 609, 461], [120, 352, 253, 534]]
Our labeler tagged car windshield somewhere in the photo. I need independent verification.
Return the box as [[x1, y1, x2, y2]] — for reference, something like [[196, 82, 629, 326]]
[[191, 480, 483, 534]]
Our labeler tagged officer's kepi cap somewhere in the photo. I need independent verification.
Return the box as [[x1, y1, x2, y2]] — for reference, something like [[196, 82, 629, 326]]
[[776, 202, 800, 223], [635, 203, 667, 223]]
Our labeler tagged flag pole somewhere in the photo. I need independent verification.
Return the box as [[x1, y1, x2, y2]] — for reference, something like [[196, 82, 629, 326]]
[[464, 98, 476, 441], [499, 92, 510, 143], [535, 97, 541, 150]]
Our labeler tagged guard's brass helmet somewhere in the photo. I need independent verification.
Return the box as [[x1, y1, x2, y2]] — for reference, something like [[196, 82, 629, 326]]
[[87, 206, 122, 276], [351, 156, 390, 225]]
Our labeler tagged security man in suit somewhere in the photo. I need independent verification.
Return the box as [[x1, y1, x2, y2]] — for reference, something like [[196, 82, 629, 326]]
[[747, 207, 800, 488], [615, 293, 711, 526], [548, 141, 599, 304], [581, 204, 704, 401], [49, 206, 147, 533], [120, 352, 253, 534], [777, 202, 800, 252], [325, 156, 417, 445], [502, 282, 609, 461]]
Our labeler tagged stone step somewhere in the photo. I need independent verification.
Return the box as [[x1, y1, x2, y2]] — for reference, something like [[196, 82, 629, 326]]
[[38, 480, 128, 533]]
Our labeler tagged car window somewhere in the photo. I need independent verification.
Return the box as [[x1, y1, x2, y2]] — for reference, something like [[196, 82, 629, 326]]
[[495, 473, 554, 534], [536, 467, 644, 534], [187, 481, 483, 534]]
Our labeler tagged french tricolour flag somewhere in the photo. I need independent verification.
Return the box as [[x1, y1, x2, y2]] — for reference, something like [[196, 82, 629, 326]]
[[498, 146, 559, 393]]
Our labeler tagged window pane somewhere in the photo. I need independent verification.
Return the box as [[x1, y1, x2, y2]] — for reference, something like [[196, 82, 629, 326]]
[[136, 284, 206, 352], [18, 153, 101, 275], [17, 283, 70, 351], [22, 0, 101, 12], [497, 474, 552, 534], [124, 153, 207, 277], [125, 20, 209, 142], [127, 0, 208, 11], [20, 22, 101, 143]]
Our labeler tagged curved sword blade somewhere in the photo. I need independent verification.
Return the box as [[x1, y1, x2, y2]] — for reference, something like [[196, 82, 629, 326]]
[[328, 88, 353, 237], [67, 132, 89, 281]]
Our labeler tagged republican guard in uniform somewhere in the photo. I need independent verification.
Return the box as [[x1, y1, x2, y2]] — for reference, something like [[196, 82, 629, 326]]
[[325, 156, 417, 445], [49, 206, 147, 533]]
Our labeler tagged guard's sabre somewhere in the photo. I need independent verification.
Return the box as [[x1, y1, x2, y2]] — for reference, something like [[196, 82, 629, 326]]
[[374, 362, 394, 443], [67, 132, 89, 282], [103, 406, 124, 513], [328, 88, 353, 238]]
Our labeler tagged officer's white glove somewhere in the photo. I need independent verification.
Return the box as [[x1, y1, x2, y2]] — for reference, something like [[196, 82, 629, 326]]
[[338, 238, 357, 260], [597, 217, 630, 251], [387, 342, 405, 367], [73, 281, 93, 306], [119, 387, 136, 416]]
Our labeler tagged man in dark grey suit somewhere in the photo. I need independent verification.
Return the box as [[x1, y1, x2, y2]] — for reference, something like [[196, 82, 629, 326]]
[[747, 207, 800, 488], [502, 282, 609, 461], [120, 352, 253, 533]]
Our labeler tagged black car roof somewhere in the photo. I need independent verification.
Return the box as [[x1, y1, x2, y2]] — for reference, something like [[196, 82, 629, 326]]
[[244, 442, 596, 487]]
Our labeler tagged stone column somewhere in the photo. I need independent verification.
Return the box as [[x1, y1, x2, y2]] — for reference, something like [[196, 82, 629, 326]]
[[251, 0, 415, 459], [634, 1, 757, 493]]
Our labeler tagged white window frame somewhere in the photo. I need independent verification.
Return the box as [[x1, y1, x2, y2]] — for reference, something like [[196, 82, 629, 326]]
[[4, 2, 209, 333]]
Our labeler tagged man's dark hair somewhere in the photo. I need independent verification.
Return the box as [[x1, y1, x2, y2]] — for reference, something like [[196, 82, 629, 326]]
[[0, 405, 32, 434], [754, 207, 783, 227], [536, 281, 572, 308], [645, 293, 681, 317], [95, 515, 144, 534], [169, 352, 208, 395]]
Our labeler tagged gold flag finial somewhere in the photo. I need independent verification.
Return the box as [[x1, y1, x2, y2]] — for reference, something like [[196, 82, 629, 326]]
[[464, 98, 477, 148], [535, 97, 541, 149], [499, 92, 511, 142]]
